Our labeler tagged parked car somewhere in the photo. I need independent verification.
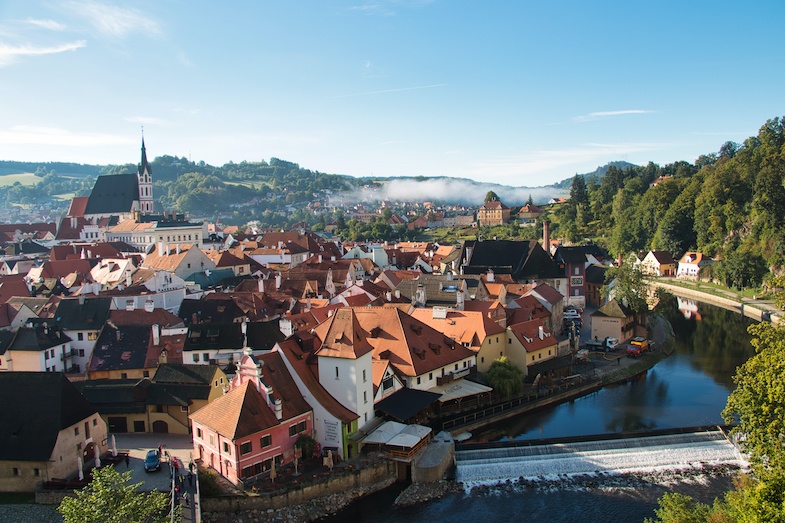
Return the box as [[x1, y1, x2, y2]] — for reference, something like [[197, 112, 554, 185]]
[[144, 449, 160, 472]]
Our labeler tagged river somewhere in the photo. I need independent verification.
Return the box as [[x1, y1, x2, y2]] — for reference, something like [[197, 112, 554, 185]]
[[321, 298, 756, 523]]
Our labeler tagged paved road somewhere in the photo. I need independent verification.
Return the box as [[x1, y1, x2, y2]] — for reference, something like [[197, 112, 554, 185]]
[[113, 433, 200, 522]]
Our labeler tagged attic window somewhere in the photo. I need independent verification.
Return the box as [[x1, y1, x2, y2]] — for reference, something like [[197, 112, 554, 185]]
[[429, 343, 441, 355], [370, 327, 382, 338], [410, 324, 422, 335], [413, 347, 426, 360]]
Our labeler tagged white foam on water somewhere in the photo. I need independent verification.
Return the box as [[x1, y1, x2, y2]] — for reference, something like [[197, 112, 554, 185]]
[[455, 431, 748, 490]]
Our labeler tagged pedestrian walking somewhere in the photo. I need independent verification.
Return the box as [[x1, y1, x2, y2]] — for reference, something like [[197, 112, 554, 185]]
[[124, 454, 130, 468]]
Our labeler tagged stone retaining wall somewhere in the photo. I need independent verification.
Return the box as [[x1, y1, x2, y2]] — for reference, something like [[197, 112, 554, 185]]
[[653, 282, 778, 324], [201, 460, 396, 514]]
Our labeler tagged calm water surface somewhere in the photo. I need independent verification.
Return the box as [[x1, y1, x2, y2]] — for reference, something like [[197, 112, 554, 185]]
[[322, 299, 755, 523]]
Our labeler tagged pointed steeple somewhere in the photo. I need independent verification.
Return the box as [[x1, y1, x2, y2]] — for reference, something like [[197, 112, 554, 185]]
[[138, 137, 152, 177], [137, 135, 154, 214]]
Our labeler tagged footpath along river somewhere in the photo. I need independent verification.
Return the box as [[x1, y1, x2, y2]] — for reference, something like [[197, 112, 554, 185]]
[[321, 298, 756, 523]]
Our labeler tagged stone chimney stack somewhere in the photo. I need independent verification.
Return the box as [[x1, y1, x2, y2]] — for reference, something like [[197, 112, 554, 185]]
[[543, 221, 550, 254], [152, 324, 160, 346]]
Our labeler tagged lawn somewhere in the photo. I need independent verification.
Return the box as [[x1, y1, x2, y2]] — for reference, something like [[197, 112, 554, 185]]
[[0, 172, 40, 187]]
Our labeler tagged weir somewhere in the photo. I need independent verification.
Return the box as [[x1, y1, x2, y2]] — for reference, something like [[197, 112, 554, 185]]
[[455, 430, 747, 486]]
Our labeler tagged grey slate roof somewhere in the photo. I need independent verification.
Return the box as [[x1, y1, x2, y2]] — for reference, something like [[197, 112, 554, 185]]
[[55, 297, 111, 331], [84, 173, 139, 216], [463, 240, 563, 281], [88, 324, 150, 371], [183, 322, 244, 352], [152, 363, 216, 385], [0, 372, 98, 461], [11, 324, 71, 352]]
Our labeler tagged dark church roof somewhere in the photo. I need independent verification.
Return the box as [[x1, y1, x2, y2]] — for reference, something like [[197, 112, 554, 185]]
[[0, 372, 98, 461], [84, 173, 139, 215], [463, 240, 563, 281]]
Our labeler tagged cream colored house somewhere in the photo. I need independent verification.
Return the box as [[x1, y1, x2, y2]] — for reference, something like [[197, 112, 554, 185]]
[[506, 319, 557, 376], [0, 372, 108, 492]]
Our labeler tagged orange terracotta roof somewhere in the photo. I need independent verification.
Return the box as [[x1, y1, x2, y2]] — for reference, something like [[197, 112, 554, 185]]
[[410, 308, 506, 350], [509, 319, 555, 352], [189, 381, 279, 439]]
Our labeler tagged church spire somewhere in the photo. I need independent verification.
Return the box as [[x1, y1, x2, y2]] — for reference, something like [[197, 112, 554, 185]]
[[138, 136, 152, 177], [137, 134, 154, 214]]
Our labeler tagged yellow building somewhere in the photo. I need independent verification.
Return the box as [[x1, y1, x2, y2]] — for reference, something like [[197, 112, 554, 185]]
[[79, 364, 227, 434], [506, 319, 558, 376], [477, 200, 511, 227]]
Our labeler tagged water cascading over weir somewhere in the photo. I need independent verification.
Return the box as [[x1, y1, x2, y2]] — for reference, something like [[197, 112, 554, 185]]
[[455, 429, 747, 487]]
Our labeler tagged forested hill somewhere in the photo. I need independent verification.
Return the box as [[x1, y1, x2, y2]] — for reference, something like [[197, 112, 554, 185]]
[[552, 161, 637, 189], [552, 116, 785, 286]]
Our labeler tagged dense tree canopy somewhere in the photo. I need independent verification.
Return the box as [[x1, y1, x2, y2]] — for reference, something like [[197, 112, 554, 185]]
[[58, 467, 179, 523]]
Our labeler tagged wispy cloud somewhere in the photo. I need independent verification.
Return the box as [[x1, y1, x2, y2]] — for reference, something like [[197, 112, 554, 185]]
[[573, 110, 655, 122], [0, 40, 86, 66], [125, 116, 172, 126], [66, 0, 162, 38], [0, 126, 132, 146], [348, 0, 435, 16], [338, 83, 447, 98], [24, 18, 67, 31], [465, 142, 662, 184]]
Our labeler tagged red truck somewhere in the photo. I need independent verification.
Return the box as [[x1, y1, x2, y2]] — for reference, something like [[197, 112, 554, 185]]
[[626, 337, 650, 357]]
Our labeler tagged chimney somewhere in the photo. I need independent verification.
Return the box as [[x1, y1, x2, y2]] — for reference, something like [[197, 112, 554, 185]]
[[394, 289, 400, 299], [144, 299, 154, 313], [152, 324, 160, 346], [456, 289, 465, 311], [158, 241, 164, 256], [275, 273, 282, 290], [386, 291, 392, 302], [115, 329, 122, 341], [158, 348, 168, 364], [257, 278, 264, 293], [125, 299, 134, 311], [79, 294, 85, 305], [274, 398, 282, 420], [306, 297, 311, 311], [487, 269, 495, 282], [166, 245, 170, 256], [543, 221, 550, 254], [126, 273, 132, 287], [176, 244, 181, 255], [539, 325, 544, 340], [318, 254, 323, 263]]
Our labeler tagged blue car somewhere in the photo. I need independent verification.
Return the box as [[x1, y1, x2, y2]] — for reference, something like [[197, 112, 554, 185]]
[[144, 449, 160, 472]]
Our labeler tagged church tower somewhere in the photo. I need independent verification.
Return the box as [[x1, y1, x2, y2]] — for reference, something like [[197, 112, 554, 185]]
[[137, 137, 154, 214]]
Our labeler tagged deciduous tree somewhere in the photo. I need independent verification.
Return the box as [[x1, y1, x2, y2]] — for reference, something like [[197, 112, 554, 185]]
[[58, 466, 179, 523]]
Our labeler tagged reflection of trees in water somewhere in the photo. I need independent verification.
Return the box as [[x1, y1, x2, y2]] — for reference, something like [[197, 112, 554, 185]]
[[601, 371, 666, 433], [661, 300, 754, 388], [473, 405, 559, 442]]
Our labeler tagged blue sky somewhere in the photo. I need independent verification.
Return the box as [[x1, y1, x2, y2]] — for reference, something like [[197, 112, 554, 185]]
[[0, 1, 783, 187]]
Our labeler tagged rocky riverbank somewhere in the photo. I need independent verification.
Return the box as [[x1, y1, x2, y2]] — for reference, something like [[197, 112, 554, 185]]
[[394, 480, 464, 507], [463, 463, 742, 497]]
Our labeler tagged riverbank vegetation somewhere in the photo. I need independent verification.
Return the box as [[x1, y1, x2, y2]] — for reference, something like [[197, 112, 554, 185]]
[[646, 319, 785, 522]]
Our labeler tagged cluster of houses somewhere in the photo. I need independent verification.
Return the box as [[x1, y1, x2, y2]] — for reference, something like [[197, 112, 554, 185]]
[[0, 142, 717, 492]]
